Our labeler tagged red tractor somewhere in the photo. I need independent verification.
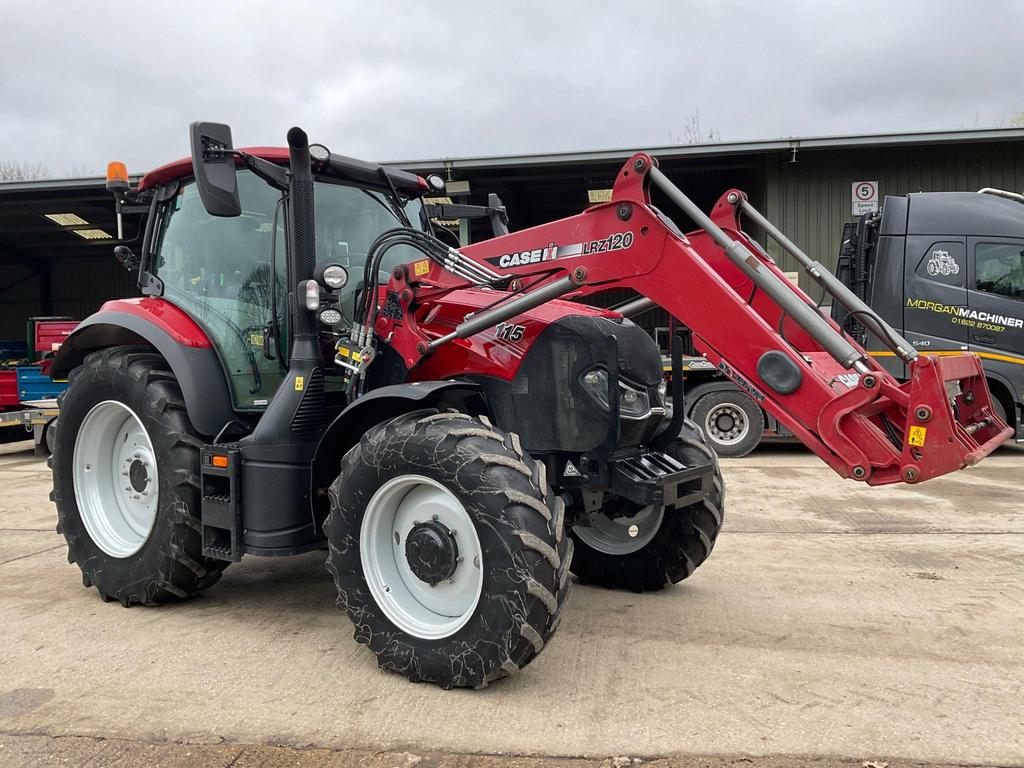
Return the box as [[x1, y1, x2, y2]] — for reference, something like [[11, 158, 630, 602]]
[[49, 123, 1009, 688]]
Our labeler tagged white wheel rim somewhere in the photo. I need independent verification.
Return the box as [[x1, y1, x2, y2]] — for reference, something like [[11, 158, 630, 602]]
[[73, 400, 159, 558], [360, 474, 483, 640], [573, 504, 664, 555], [705, 403, 750, 444]]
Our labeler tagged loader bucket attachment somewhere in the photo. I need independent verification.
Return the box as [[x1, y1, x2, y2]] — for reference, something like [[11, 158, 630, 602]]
[[818, 351, 1011, 485], [897, 353, 1010, 482]]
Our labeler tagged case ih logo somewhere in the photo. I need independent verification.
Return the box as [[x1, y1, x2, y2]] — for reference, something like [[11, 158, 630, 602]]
[[487, 232, 635, 268]]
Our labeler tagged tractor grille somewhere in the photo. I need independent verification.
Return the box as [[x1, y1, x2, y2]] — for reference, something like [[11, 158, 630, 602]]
[[290, 367, 325, 433]]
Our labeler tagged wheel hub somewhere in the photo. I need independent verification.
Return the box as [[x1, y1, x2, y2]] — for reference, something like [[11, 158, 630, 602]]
[[73, 400, 159, 558], [128, 459, 149, 493], [405, 520, 460, 585], [707, 404, 748, 442], [715, 412, 736, 432], [359, 475, 484, 640]]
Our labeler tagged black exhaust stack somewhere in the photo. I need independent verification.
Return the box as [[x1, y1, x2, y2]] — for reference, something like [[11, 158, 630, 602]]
[[286, 127, 317, 354], [246, 126, 325, 451]]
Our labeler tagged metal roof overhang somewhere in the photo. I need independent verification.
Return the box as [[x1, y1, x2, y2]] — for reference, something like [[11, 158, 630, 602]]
[[3, 126, 1023, 266], [386, 127, 1024, 171], [0, 175, 142, 265]]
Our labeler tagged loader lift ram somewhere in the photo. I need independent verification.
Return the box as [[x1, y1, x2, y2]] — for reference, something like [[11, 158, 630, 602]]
[[48, 123, 1009, 689]]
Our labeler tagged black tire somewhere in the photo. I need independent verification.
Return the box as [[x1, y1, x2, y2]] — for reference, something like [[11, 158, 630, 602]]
[[991, 394, 1009, 428], [50, 346, 228, 605], [41, 418, 57, 456], [570, 418, 725, 592], [690, 390, 764, 458], [324, 409, 572, 689]]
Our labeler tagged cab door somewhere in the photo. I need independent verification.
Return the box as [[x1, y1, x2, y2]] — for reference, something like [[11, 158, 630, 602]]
[[968, 237, 1024, 365], [902, 236, 969, 352]]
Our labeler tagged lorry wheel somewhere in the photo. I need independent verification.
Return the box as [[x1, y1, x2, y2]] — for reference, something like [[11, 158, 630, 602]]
[[324, 409, 572, 688], [690, 390, 763, 458], [991, 395, 1008, 427], [570, 418, 725, 592], [50, 346, 227, 606]]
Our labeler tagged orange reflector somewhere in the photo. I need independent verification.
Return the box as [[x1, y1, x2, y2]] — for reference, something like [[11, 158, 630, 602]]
[[211, 455, 229, 468], [106, 161, 129, 184]]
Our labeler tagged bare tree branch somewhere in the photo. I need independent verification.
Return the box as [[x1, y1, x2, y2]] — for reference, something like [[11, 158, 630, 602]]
[[669, 108, 721, 145], [0, 160, 49, 181]]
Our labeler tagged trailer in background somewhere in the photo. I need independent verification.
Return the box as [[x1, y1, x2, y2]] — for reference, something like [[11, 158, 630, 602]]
[[0, 400, 59, 455], [0, 318, 77, 455]]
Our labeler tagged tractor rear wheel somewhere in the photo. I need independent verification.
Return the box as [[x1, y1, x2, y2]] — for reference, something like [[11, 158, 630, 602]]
[[50, 346, 227, 605], [324, 409, 572, 688], [570, 418, 724, 592]]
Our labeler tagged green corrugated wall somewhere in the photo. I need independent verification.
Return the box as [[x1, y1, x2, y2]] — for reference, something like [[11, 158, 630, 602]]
[[763, 140, 1024, 293]]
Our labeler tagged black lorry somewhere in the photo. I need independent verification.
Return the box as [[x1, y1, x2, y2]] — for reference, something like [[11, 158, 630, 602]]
[[678, 188, 1024, 456], [832, 188, 1024, 440]]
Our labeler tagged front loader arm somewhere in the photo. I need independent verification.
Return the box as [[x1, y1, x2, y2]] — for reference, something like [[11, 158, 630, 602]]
[[376, 153, 1009, 485]]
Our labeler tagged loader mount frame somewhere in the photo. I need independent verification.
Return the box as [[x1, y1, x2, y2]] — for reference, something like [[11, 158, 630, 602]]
[[373, 153, 1009, 486]]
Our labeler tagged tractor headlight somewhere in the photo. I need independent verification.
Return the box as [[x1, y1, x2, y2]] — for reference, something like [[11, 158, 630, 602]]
[[309, 143, 331, 163], [318, 308, 342, 326], [317, 263, 349, 290], [579, 367, 652, 419]]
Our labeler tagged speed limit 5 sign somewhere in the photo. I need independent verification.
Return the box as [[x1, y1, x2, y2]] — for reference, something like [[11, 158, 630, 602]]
[[851, 180, 879, 215]]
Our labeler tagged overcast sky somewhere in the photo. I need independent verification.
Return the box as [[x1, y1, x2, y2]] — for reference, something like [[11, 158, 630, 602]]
[[2, 1, 1021, 178]]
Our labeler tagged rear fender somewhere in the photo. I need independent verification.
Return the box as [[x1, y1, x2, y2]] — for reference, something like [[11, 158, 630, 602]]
[[50, 300, 234, 437]]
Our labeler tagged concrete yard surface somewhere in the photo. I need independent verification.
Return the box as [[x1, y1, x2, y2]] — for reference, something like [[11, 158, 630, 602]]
[[0, 734, 1008, 768], [0, 439, 1021, 766]]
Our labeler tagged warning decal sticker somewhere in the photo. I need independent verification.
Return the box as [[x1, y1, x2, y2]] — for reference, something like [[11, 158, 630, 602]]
[[908, 425, 927, 447]]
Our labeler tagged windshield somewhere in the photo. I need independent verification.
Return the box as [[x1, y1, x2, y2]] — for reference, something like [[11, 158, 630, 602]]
[[152, 169, 423, 410]]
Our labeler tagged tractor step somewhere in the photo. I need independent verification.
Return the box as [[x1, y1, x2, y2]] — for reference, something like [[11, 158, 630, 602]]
[[609, 450, 713, 509], [200, 445, 243, 562]]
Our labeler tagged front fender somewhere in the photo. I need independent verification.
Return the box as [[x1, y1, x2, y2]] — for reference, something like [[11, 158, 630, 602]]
[[51, 300, 234, 437], [311, 380, 490, 502]]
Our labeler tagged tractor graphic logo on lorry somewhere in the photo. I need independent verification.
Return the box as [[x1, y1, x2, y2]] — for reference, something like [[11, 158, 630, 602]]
[[926, 249, 960, 277]]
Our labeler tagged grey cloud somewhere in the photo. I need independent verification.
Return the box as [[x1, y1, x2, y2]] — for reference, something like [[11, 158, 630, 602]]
[[1, 0, 1021, 176]]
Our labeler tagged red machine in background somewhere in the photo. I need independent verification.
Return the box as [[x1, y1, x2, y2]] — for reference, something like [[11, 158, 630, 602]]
[[0, 317, 76, 451]]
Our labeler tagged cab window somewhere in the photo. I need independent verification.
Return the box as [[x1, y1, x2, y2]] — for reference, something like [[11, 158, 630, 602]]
[[154, 173, 286, 411], [975, 242, 1024, 301], [152, 170, 423, 411]]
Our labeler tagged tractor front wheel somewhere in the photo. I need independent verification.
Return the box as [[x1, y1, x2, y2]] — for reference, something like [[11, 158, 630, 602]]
[[570, 418, 725, 592], [324, 409, 572, 688], [50, 346, 227, 605]]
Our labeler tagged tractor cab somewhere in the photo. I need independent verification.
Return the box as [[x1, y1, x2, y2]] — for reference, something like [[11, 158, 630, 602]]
[[139, 150, 429, 411]]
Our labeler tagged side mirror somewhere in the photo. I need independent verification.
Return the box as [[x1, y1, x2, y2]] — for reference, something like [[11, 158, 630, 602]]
[[189, 122, 241, 217], [114, 245, 140, 271]]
